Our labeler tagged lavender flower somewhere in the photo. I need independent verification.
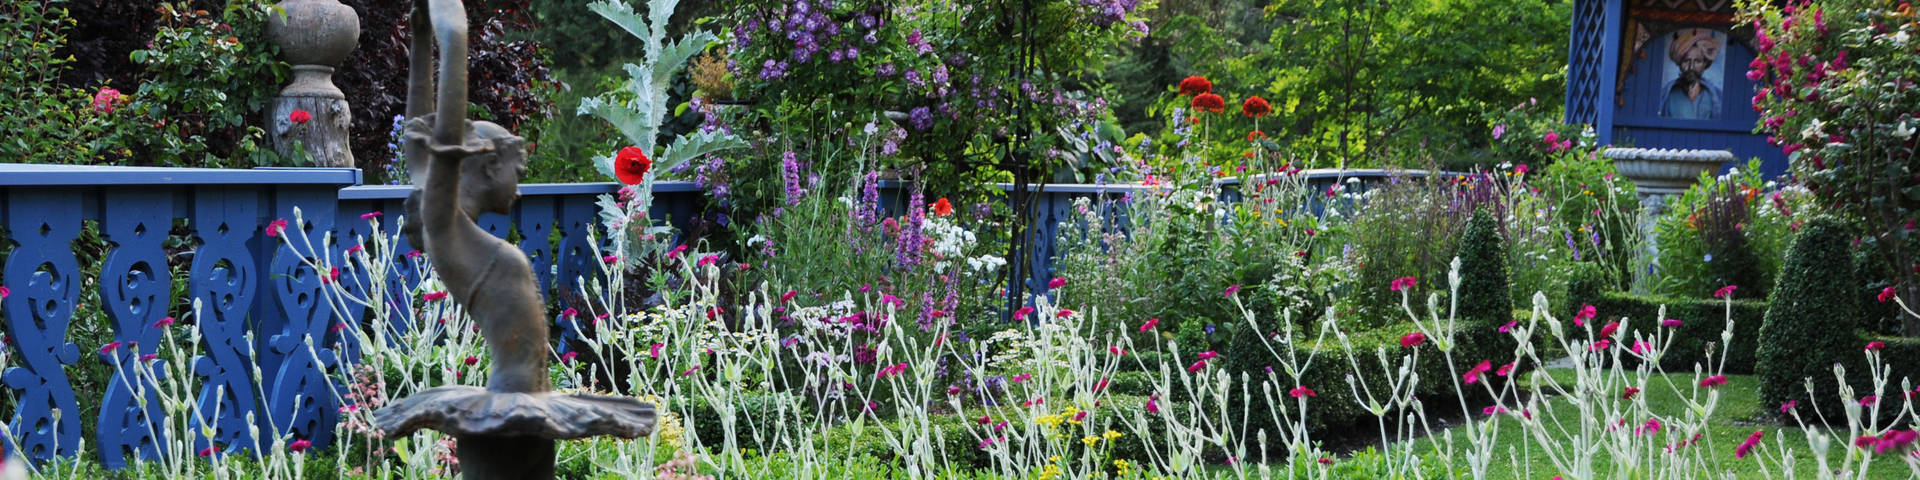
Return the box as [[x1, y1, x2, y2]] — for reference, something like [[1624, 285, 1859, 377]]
[[782, 152, 807, 205], [897, 185, 926, 268], [858, 171, 880, 227]]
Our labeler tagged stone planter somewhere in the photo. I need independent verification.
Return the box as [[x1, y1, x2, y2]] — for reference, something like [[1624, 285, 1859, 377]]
[[1604, 147, 1735, 196], [266, 0, 360, 168]]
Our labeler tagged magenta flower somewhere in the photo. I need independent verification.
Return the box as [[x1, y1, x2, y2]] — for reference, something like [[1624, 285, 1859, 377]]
[[680, 366, 700, 376], [265, 218, 289, 237], [1514, 163, 1529, 175], [100, 341, 122, 355], [698, 254, 718, 266], [1399, 331, 1426, 348], [1289, 386, 1316, 398], [153, 317, 175, 328], [140, 353, 158, 362], [1011, 373, 1032, 383], [289, 439, 311, 453], [560, 351, 579, 364], [345, 244, 364, 255], [1632, 341, 1654, 355], [602, 255, 620, 264], [1780, 400, 1798, 413], [1196, 350, 1218, 360], [1638, 418, 1662, 436], [1022, 397, 1044, 407], [1092, 378, 1110, 393], [1588, 339, 1612, 351], [649, 343, 664, 358], [0, 286, 8, 299], [781, 290, 798, 303], [1497, 321, 1517, 333], [1139, 318, 1160, 332], [1224, 285, 1241, 297], [668, 245, 688, 258], [463, 356, 478, 366], [1056, 309, 1075, 318], [199, 447, 214, 458], [1464, 360, 1492, 384], [1735, 430, 1764, 459], [1623, 387, 1642, 400], [1187, 360, 1208, 373], [1600, 322, 1620, 338], [1574, 304, 1597, 326], [359, 211, 383, 221], [1482, 405, 1508, 415], [1145, 395, 1161, 413], [1108, 345, 1125, 355], [1661, 318, 1684, 328], [1495, 362, 1515, 377], [1048, 277, 1066, 289], [1700, 375, 1728, 388], [423, 291, 448, 301], [1880, 286, 1898, 303], [1860, 395, 1877, 406], [1389, 276, 1418, 291], [1866, 341, 1886, 351], [1713, 285, 1739, 298], [1014, 306, 1034, 319]]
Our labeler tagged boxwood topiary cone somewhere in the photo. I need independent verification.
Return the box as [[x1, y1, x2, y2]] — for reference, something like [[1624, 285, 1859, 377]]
[[1757, 216, 1863, 415], [1456, 208, 1515, 362]]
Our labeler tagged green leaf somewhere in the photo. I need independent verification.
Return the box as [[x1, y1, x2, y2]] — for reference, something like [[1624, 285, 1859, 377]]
[[655, 129, 746, 174]]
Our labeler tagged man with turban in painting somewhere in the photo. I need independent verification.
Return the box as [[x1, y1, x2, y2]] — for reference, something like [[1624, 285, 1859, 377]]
[[1661, 28, 1723, 120]]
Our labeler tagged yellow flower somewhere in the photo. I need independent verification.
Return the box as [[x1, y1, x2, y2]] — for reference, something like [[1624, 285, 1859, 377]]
[[1083, 435, 1101, 447], [1103, 430, 1124, 440], [1037, 464, 1063, 480]]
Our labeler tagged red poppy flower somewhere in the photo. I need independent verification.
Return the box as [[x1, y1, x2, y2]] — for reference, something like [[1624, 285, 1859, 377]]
[[933, 197, 954, 216], [1191, 93, 1226, 114], [614, 146, 652, 185], [1178, 75, 1213, 96], [1242, 96, 1272, 117], [1247, 130, 1266, 142]]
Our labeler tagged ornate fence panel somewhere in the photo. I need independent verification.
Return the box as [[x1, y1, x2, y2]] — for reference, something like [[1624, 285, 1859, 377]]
[[0, 165, 704, 468]]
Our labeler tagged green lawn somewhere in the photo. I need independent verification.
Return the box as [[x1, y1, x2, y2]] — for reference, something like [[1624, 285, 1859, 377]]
[[1407, 370, 1917, 479]]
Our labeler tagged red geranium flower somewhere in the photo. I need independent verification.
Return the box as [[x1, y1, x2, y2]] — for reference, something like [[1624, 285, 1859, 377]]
[[288, 109, 312, 124], [933, 197, 954, 217], [1178, 75, 1213, 96], [1191, 93, 1227, 114], [1242, 96, 1272, 118], [614, 146, 652, 185]]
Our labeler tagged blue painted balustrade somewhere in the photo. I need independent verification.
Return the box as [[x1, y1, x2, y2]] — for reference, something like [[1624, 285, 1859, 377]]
[[0, 163, 1421, 468], [0, 164, 700, 468]]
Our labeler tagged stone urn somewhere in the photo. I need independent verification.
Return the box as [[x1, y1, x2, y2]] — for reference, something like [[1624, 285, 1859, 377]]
[[1604, 147, 1735, 197], [266, 0, 360, 167]]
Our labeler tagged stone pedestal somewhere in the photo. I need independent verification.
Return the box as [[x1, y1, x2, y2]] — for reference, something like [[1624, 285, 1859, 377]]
[[1604, 147, 1736, 278], [267, 0, 360, 167]]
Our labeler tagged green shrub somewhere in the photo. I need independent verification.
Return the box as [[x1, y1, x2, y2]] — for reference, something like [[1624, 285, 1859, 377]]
[[1758, 217, 1864, 414], [683, 391, 811, 451], [1589, 292, 1768, 374], [1456, 208, 1513, 327]]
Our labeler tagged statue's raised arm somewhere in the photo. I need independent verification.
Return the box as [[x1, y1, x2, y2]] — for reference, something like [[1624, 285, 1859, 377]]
[[373, 2, 655, 479]]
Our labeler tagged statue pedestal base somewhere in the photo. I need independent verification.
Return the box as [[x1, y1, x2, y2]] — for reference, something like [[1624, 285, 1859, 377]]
[[456, 435, 555, 480]]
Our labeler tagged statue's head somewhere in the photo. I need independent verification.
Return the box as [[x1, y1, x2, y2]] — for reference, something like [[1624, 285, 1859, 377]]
[[458, 120, 527, 216], [402, 115, 527, 218]]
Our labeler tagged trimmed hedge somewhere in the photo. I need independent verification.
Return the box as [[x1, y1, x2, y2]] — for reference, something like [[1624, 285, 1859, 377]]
[[1588, 292, 1769, 374], [1758, 217, 1865, 414]]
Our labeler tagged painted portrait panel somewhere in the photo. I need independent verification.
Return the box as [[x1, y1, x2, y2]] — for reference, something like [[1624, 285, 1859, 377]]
[[1657, 28, 1728, 120]]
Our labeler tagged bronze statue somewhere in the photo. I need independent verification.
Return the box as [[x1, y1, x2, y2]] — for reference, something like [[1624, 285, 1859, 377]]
[[373, 1, 655, 478]]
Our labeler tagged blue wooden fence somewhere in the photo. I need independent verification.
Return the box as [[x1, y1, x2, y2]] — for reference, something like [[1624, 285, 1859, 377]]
[[0, 164, 1410, 468], [0, 164, 701, 467]]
